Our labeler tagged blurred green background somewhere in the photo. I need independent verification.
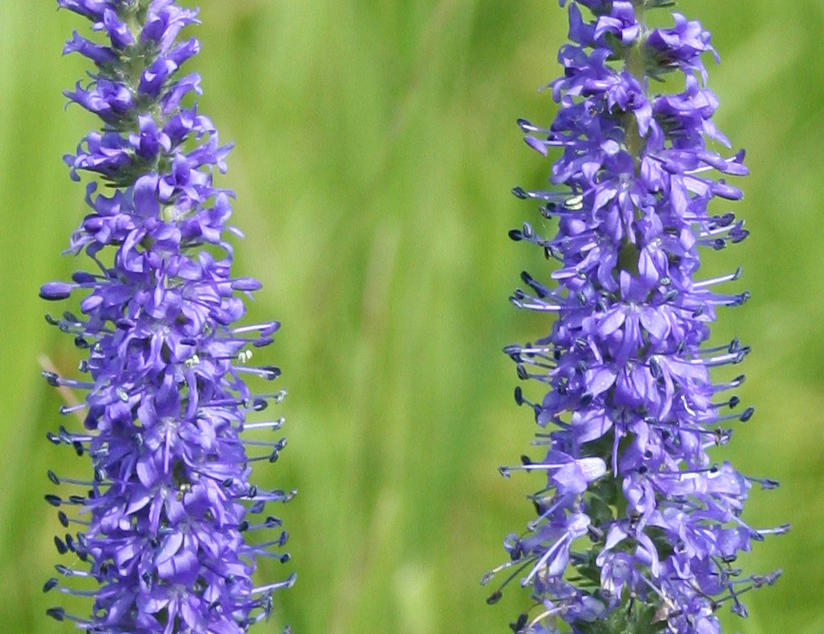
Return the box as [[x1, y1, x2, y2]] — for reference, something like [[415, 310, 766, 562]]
[[1, 1, 821, 633]]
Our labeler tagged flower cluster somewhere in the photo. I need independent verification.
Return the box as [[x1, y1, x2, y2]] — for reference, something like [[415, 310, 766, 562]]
[[487, 2, 786, 633], [41, 2, 293, 632]]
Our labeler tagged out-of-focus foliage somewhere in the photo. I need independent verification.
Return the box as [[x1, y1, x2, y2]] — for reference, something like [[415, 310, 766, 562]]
[[0, 1, 820, 633]]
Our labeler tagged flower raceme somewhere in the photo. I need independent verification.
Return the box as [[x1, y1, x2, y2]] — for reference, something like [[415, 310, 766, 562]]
[[40, 2, 293, 633], [487, 2, 787, 634]]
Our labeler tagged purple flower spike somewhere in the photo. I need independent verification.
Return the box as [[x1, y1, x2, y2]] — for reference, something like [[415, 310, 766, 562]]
[[488, 3, 786, 634], [42, 2, 294, 633]]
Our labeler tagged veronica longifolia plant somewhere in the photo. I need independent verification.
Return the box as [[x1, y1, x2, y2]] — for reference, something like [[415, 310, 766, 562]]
[[40, 2, 294, 632], [486, 2, 787, 633]]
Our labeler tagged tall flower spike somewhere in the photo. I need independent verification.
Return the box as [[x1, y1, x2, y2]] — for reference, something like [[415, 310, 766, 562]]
[[41, 2, 294, 632], [487, 2, 787, 634]]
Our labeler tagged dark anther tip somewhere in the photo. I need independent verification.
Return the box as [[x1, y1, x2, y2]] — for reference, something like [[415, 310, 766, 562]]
[[513, 386, 524, 406], [46, 607, 65, 621], [761, 478, 780, 490], [40, 282, 73, 301], [263, 366, 281, 380], [231, 278, 263, 292], [43, 578, 59, 593], [71, 271, 94, 284], [718, 212, 735, 226], [510, 614, 528, 633], [486, 591, 503, 605], [47, 470, 60, 485], [42, 371, 60, 387], [516, 118, 532, 130], [740, 407, 755, 422], [588, 525, 604, 542], [54, 536, 68, 555], [45, 494, 62, 507], [508, 229, 523, 242], [511, 186, 528, 199]]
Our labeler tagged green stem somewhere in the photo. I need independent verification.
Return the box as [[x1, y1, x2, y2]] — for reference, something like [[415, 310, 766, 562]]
[[616, 6, 649, 279]]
